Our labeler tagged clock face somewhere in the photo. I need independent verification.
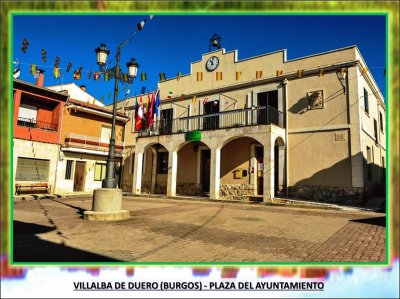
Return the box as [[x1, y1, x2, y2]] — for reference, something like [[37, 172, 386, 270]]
[[205, 56, 219, 71]]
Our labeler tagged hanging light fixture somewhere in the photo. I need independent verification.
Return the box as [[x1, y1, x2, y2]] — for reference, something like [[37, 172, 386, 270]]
[[127, 58, 139, 78], [95, 43, 110, 66]]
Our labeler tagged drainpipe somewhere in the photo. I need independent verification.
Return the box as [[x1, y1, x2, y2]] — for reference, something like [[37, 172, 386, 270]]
[[282, 79, 289, 198]]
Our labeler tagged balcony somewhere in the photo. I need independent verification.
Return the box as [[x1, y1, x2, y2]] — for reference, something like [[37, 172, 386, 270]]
[[17, 117, 58, 131], [138, 105, 283, 137], [64, 133, 124, 154]]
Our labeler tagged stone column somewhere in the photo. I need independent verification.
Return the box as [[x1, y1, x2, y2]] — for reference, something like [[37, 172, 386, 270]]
[[167, 151, 178, 197], [132, 151, 144, 194], [209, 148, 221, 199], [263, 145, 274, 202]]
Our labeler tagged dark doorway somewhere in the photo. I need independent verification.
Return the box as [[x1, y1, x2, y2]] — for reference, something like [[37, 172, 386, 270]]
[[255, 147, 263, 195], [73, 161, 86, 191], [274, 144, 279, 195], [203, 100, 219, 130], [200, 149, 211, 193], [257, 90, 278, 124], [160, 108, 173, 134]]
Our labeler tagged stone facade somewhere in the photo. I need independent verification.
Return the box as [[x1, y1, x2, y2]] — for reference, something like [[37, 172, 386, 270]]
[[220, 184, 255, 200], [155, 183, 167, 195], [288, 185, 365, 206], [176, 183, 201, 196]]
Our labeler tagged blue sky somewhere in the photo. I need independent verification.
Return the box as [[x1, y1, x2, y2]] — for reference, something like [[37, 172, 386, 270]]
[[13, 15, 386, 105]]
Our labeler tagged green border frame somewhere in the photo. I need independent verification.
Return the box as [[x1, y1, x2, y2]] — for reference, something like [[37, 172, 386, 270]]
[[1, 1, 399, 268]]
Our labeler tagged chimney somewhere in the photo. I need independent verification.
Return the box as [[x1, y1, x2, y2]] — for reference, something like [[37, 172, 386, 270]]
[[80, 85, 86, 92], [35, 69, 45, 87]]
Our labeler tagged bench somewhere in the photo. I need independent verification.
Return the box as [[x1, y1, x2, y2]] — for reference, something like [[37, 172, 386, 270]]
[[15, 183, 51, 195]]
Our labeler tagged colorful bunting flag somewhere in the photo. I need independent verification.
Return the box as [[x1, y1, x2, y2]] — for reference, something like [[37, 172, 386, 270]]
[[53, 67, 60, 79], [141, 86, 146, 94], [88, 70, 92, 79], [383, 67, 386, 77], [159, 72, 166, 81], [30, 64, 37, 75], [41, 49, 47, 63], [177, 72, 182, 81], [216, 72, 222, 81], [233, 101, 237, 109], [203, 98, 208, 105], [141, 73, 147, 81], [73, 68, 82, 80], [21, 38, 29, 53], [137, 19, 147, 31], [149, 15, 154, 20], [318, 69, 325, 77], [197, 72, 203, 81], [167, 91, 173, 99], [104, 72, 109, 81], [340, 68, 346, 77], [54, 56, 60, 67], [66, 62, 72, 72], [256, 71, 262, 79], [276, 70, 283, 77], [236, 71, 242, 80], [94, 72, 100, 80], [192, 96, 197, 103], [13, 68, 20, 79], [123, 73, 128, 81], [180, 94, 185, 100]]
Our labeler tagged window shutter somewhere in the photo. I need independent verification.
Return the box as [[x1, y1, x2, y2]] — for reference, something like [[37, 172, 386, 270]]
[[16, 158, 50, 181]]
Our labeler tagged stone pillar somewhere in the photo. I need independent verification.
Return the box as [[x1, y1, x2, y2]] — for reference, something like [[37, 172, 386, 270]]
[[263, 145, 274, 202], [167, 151, 178, 197], [132, 151, 144, 194], [209, 148, 221, 199]]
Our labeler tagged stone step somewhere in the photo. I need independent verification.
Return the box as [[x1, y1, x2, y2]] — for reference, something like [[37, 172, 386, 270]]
[[248, 196, 263, 202]]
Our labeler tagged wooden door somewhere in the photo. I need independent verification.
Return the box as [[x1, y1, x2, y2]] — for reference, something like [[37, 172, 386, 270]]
[[73, 161, 86, 191]]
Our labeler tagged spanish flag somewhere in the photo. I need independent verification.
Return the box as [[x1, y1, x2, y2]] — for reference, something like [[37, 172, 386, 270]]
[[216, 72, 222, 81], [256, 71, 262, 79], [236, 71, 242, 80], [197, 72, 203, 81]]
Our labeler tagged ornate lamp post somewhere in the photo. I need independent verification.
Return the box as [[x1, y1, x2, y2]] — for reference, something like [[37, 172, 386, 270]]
[[84, 40, 138, 221]]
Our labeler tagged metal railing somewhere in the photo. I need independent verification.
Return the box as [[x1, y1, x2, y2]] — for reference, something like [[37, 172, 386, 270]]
[[64, 133, 124, 153], [17, 117, 58, 131], [138, 105, 283, 137]]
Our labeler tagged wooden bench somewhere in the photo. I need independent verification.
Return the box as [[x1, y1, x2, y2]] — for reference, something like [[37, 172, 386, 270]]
[[15, 183, 51, 195]]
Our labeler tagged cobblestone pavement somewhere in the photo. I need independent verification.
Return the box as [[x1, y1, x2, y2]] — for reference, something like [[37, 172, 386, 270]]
[[13, 196, 386, 263]]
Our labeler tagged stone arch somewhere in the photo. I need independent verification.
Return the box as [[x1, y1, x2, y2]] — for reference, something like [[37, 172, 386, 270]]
[[220, 134, 264, 150], [141, 143, 168, 195]]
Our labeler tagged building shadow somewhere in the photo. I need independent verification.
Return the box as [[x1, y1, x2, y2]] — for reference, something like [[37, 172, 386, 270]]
[[13, 220, 121, 262], [350, 216, 386, 227]]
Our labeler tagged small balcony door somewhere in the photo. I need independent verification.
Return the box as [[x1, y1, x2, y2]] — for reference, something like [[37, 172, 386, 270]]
[[203, 100, 219, 130]]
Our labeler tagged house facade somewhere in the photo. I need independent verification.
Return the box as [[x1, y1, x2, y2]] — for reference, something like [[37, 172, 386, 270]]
[[53, 97, 129, 193], [119, 45, 385, 204], [13, 71, 68, 194]]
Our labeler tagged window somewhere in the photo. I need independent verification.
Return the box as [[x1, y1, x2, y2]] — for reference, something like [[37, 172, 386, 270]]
[[364, 88, 369, 114], [16, 157, 50, 181], [373, 119, 378, 143], [366, 146, 373, 180], [381, 156, 385, 183], [379, 112, 384, 132], [65, 160, 74, 180], [94, 163, 107, 181], [156, 152, 168, 174], [100, 125, 111, 143]]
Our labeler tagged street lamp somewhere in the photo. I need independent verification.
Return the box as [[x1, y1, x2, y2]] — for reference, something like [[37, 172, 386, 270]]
[[94, 43, 139, 188], [84, 40, 138, 221]]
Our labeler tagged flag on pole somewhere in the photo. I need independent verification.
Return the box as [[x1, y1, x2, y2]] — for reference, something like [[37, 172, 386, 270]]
[[236, 71, 242, 80], [159, 72, 166, 81], [135, 95, 144, 131], [146, 92, 155, 128], [141, 73, 147, 81], [197, 72, 203, 81], [216, 72, 222, 81], [154, 89, 161, 117], [256, 71, 262, 79], [297, 69, 303, 78]]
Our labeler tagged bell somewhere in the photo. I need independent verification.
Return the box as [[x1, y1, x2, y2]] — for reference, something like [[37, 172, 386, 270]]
[[212, 39, 218, 45]]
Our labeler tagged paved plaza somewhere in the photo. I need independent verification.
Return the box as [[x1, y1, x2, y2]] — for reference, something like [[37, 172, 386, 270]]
[[13, 196, 386, 263]]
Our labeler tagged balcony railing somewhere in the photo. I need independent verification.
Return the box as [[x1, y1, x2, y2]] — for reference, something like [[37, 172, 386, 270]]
[[138, 105, 283, 137], [17, 117, 58, 131], [64, 133, 124, 153]]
